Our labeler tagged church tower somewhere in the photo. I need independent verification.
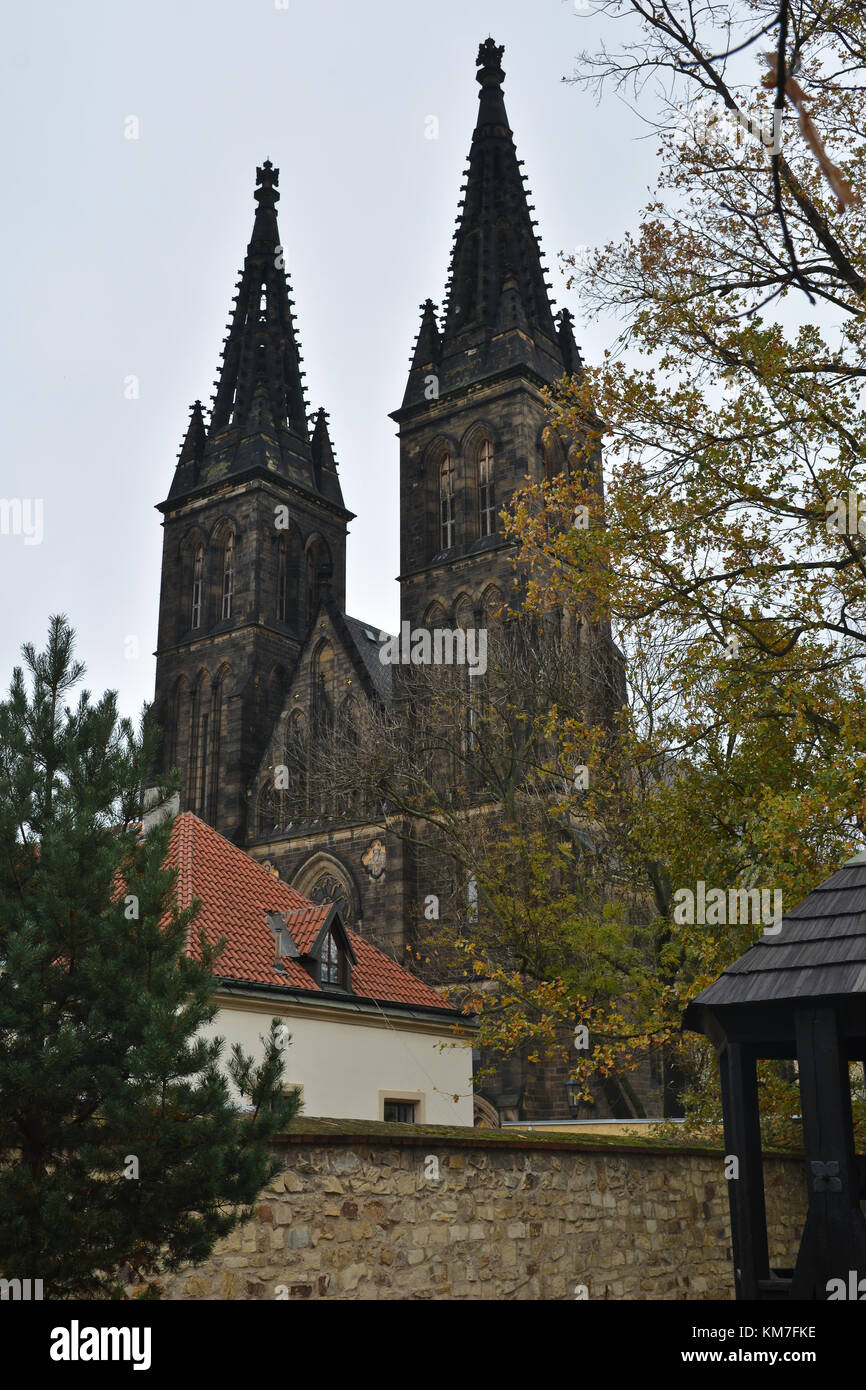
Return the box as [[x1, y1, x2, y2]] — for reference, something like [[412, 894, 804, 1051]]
[[153, 161, 353, 842], [393, 38, 584, 637]]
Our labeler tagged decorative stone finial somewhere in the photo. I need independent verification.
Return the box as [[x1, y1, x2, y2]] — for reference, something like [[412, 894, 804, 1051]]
[[476, 37, 505, 85], [254, 159, 280, 210]]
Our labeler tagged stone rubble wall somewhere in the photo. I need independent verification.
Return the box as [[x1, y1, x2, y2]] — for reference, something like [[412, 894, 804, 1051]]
[[161, 1125, 807, 1301]]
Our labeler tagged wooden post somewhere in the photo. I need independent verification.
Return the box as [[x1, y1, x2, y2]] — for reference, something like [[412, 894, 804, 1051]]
[[791, 1006, 866, 1299], [719, 1040, 770, 1299]]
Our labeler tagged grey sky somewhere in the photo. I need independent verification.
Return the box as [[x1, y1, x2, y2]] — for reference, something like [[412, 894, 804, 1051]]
[[0, 0, 658, 719]]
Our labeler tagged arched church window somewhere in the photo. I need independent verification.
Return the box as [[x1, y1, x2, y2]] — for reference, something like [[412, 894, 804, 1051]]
[[257, 780, 281, 837], [208, 668, 228, 823], [440, 454, 455, 550], [338, 695, 359, 739], [308, 872, 352, 925], [455, 597, 474, 631], [313, 643, 336, 735], [453, 599, 477, 772], [336, 698, 361, 816], [277, 535, 288, 624], [163, 683, 179, 774], [541, 426, 561, 483], [277, 525, 301, 630], [481, 586, 505, 628], [221, 533, 234, 621], [191, 546, 203, 629], [306, 548, 318, 617], [188, 673, 208, 814], [478, 439, 496, 538], [164, 675, 188, 780], [467, 873, 479, 924], [305, 536, 332, 623], [465, 663, 477, 756], [283, 710, 308, 821], [425, 602, 447, 631]]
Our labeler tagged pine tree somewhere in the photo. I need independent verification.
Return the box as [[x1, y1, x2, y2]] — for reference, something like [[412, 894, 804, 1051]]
[[0, 616, 300, 1298]]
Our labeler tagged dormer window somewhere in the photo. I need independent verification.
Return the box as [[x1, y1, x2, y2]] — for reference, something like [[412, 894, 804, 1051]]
[[321, 928, 341, 986], [277, 906, 355, 991]]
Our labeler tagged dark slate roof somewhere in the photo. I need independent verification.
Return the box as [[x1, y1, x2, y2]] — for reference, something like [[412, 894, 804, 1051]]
[[683, 854, 866, 1030], [343, 616, 393, 704]]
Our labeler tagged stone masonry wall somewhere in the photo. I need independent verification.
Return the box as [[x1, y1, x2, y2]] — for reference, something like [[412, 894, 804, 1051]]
[[161, 1121, 807, 1301]]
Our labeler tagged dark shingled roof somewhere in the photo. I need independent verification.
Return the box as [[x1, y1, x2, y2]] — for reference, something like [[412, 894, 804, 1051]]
[[684, 854, 866, 1037], [343, 615, 393, 704]]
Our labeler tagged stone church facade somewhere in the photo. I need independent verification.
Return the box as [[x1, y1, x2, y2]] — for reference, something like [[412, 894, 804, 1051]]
[[152, 38, 659, 1122]]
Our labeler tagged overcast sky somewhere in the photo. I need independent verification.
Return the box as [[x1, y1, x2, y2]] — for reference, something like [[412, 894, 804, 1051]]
[[0, 0, 660, 720]]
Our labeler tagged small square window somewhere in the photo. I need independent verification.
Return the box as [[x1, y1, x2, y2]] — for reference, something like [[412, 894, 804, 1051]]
[[383, 1099, 416, 1124]]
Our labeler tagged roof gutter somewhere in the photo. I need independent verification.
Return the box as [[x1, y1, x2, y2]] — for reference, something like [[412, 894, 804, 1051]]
[[215, 975, 477, 1030]]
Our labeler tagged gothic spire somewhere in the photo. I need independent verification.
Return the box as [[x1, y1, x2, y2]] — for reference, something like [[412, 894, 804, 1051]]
[[164, 163, 353, 510], [179, 399, 206, 464], [310, 407, 344, 508], [209, 160, 309, 441], [555, 307, 584, 377], [435, 39, 565, 391], [401, 299, 441, 408], [167, 400, 206, 498]]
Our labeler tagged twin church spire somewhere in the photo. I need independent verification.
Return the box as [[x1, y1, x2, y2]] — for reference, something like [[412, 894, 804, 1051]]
[[168, 38, 583, 498], [155, 36, 587, 845], [208, 160, 308, 439], [168, 159, 343, 509], [401, 38, 582, 410]]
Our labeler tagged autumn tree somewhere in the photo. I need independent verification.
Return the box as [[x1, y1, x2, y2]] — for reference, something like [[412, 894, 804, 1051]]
[[506, 0, 866, 1139], [317, 610, 680, 1116]]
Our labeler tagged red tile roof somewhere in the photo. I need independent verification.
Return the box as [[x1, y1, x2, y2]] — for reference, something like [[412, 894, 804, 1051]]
[[165, 813, 455, 1014], [281, 905, 328, 956]]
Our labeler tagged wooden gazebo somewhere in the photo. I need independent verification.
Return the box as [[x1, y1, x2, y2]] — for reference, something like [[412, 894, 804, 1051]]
[[683, 852, 866, 1300]]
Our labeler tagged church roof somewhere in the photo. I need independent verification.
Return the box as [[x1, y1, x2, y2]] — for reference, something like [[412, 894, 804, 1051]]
[[288, 600, 393, 708], [167, 812, 453, 1014], [343, 615, 394, 704]]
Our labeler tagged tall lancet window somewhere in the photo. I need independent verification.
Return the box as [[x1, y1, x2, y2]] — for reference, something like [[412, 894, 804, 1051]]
[[198, 713, 209, 810], [313, 644, 335, 737], [221, 534, 234, 621], [208, 672, 224, 823], [277, 535, 288, 623], [191, 546, 203, 629], [440, 454, 455, 550], [478, 440, 496, 538]]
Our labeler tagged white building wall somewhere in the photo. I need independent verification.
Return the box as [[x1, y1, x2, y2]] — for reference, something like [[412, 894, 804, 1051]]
[[204, 999, 474, 1127]]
